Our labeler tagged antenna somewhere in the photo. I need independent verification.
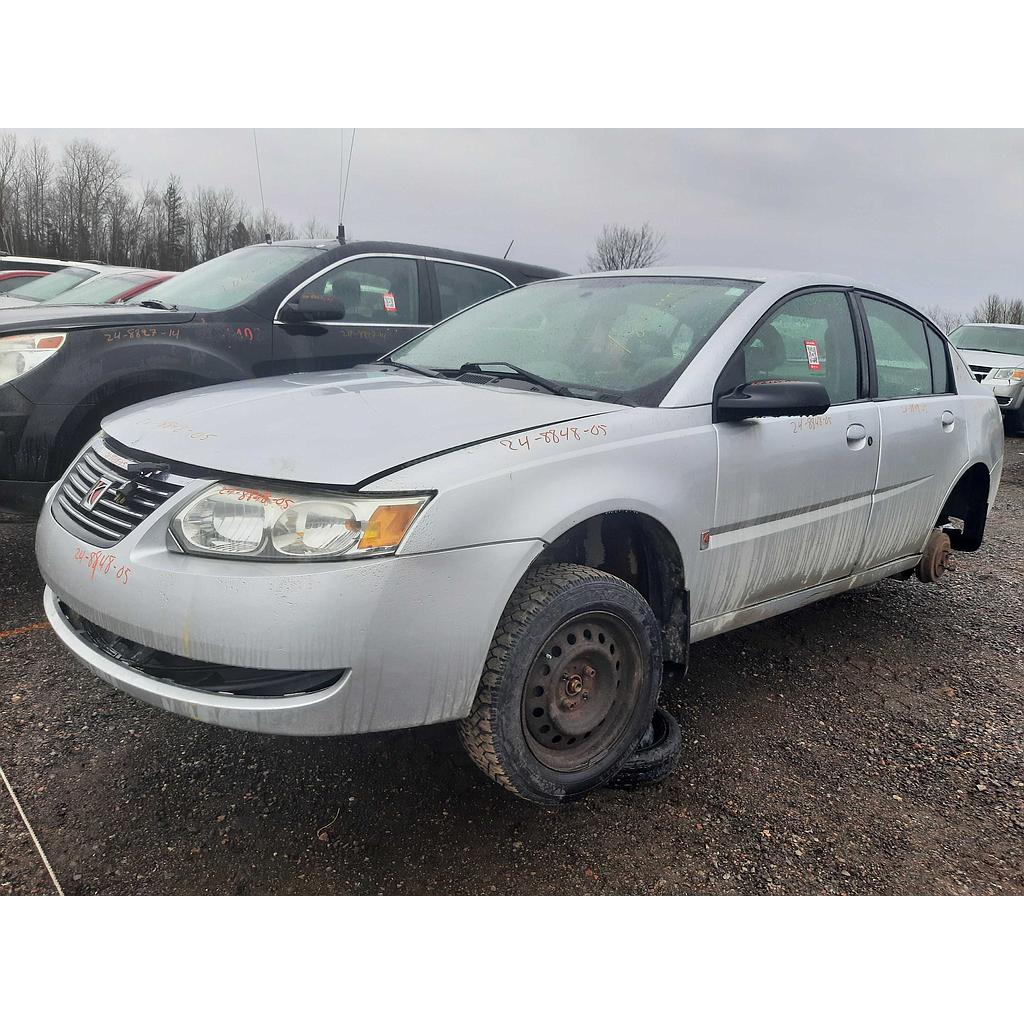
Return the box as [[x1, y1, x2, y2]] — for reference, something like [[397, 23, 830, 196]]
[[337, 128, 356, 243], [340, 128, 356, 225], [253, 129, 267, 233], [503, 239, 515, 259]]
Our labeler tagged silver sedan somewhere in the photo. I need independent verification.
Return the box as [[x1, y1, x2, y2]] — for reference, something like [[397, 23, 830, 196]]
[[36, 268, 1004, 804]]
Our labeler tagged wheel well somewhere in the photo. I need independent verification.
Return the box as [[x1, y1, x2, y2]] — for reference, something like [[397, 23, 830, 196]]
[[940, 463, 990, 551], [51, 377, 205, 477], [532, 511, 689, 669]]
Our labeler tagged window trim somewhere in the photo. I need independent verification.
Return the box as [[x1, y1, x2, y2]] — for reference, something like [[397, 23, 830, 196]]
[[274, 253, 432, 328], [854, 290, 958, 401], [712, 286, 868, 417]]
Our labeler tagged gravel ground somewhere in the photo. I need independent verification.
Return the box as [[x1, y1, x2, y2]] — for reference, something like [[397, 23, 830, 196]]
[[2, 438, 1022, 896]]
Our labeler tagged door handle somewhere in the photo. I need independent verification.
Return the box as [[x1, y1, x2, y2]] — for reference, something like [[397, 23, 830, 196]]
[[941, 411, 955, 432], [846, 423, 869, 449]]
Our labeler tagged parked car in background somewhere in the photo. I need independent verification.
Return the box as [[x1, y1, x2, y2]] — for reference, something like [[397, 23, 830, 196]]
[[948, 322, 1024, 434], [0, 263, 141, 309], [43, 269, 176, 306], [0, 253, 90, 274], [0, 270, 48, 294], [0, 238, 562, 514], [35, 268, 1003, 804]]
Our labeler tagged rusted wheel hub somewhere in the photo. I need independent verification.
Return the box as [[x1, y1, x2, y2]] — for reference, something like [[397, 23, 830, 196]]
[[916, 529, 954, 583], [522, 612, 643, 772]]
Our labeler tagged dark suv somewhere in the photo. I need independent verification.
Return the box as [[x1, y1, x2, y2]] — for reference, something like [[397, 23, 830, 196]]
[[0, 239, 562, 514]]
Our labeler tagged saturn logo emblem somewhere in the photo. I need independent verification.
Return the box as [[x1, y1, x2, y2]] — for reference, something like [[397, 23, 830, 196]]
[[82, 478, 114, 510]]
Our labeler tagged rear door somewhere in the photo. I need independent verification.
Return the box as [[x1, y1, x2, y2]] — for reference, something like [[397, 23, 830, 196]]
[[855, 294, 969, 568], [273, 254, 432, 372], [701, 289, 881, 621]]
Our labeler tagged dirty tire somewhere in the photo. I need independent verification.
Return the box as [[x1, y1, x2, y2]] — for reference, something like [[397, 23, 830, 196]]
[[458, 562, 662, 805], [1005, 411, 1024, 437], [604, 706, 682, 790]]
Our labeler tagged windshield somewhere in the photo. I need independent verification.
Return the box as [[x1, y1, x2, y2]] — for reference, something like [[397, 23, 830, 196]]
[[949, 324, 1024, 358], [128, 245, 315, 311], [5, 266, 97, 301], [391, 276, 758, 403], [47, 272, 152, 305]]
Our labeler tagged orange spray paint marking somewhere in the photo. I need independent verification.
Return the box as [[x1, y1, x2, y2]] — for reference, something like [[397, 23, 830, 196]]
[[0, 621, 50, 641]]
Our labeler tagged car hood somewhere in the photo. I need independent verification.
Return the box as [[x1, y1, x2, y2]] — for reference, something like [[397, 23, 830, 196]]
[[0, 303, 196, 331], [954, 347, 1024, 370], [103, 368, 623, 486]]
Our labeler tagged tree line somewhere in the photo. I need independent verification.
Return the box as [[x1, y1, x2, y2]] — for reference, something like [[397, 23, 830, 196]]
[[0, 134, 319, 272]]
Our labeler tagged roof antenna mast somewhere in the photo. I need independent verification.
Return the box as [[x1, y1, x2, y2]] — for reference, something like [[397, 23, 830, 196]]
[[338, 128, 356, 243], [253, 129, 270, 243]]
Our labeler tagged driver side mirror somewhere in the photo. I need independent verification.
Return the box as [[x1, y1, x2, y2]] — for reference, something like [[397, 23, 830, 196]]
[[715, 380, 831, 422], [279, 297, 344, 324]]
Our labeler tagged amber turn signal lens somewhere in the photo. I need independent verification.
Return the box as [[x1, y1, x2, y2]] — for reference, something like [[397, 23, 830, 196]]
[[358, 503, 422, 550], [36, 335, 65, 350]]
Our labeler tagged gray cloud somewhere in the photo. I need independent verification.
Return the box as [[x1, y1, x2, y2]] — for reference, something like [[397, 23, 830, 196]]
[[11, 128, 1023, 310]]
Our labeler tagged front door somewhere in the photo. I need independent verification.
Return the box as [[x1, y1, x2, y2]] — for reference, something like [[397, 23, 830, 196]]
[[273, 255, 432, 373], [698, 289, 880, 623]]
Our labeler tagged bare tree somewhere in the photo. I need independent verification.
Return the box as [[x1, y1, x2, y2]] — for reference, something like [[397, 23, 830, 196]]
[[971, 293, 1024, 325], [923, 305, 965, 334], [302, 217, 328, 238], [0, 131, 309, 269], [586, 222, 666, 272], [0, 133, 18, 250]]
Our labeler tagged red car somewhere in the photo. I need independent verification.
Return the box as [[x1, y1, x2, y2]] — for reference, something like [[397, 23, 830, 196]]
[[0, 269, 48, 294]]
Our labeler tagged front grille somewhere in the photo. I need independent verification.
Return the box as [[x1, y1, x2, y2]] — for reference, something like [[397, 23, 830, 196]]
[[61, 602, 342, 698], [54, 438, 184, 547], [969, 364, 991, 383]]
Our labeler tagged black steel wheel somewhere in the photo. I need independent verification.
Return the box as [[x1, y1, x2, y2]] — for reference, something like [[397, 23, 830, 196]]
[[459, 563, 662, 805]]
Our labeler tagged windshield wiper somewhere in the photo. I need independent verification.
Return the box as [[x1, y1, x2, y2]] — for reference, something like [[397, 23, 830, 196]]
[[458, 361, 573, 398], [382, 358, 441, 378], [137, 299, 178, 311]]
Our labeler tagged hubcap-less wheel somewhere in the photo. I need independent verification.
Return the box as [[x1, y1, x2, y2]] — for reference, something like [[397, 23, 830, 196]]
[[521, 611, 644, 772]]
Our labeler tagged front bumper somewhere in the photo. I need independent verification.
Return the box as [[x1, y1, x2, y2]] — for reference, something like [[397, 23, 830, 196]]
[[992, 381, 1024, 412], [38, 492, 543, 736]]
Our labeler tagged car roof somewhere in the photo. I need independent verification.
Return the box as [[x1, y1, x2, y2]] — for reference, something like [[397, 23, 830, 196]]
[[0, 255, 104, 270], [564, 265, 869, 288], [256, 238, 564, 281]]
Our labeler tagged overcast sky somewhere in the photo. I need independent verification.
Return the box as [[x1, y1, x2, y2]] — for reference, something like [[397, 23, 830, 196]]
[[12, 128, 1023, 311]]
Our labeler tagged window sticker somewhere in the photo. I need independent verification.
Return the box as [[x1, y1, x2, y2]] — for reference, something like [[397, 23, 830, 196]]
[[804, 339, 822, 371], [382, 291, 397, 313]]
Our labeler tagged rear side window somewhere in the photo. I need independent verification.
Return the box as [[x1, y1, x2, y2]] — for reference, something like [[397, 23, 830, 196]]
[[434, 262, 511, 320], [925, 325, 952, 394], [862, 298, 933, 398], [738, 290, 860, 404]]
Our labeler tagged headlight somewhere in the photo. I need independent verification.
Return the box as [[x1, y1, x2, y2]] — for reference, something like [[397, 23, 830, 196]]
[[170, 483, 431, 560], [0, 332, 66, 386], [992, 368, 1024, 382]]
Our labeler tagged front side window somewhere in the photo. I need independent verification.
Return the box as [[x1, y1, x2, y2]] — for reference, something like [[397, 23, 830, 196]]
[[737, 291, 860, 404], [6, 266, 96, 301], [863, 297, 933, 399], [435, 262, 511, 319], [392, 276, 757, 404], [294, 257, 420, 324]]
